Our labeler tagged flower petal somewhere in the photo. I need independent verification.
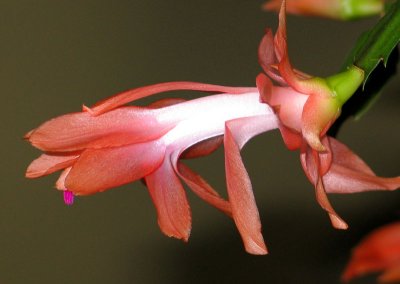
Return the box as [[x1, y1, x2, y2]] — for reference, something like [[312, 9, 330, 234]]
[[258, 31, 286, 85], [26, 153, 79, 178], [224, 115, 278, 255], [145, 157, 191, 241], [379, 264, 400, 283], [180, 135, 223, 159], [301, 93, 340, 151], [277, 125, 303, 150], [342, 222, 400, 282], [274, 1, 318, 92], [65, 140, 166, 195], [88, 81, 258, 116], [176, 161, 232, 216], [301, 141, 348, 229], [55, 167, 71, 190], [26, 107, 173, 152], [324, 137, 400, 194]]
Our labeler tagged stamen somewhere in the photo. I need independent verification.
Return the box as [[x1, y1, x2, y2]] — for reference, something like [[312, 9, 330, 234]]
[[63, 190, 74, 205]]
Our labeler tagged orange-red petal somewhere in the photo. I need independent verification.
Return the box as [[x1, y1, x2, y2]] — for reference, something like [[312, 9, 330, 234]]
[[176, 161, 231, 216], [145, 157, 191, 241], [26, 153, 79, 178], [224, 115, 278, 255], [27, 107, 174, 152], [300, 139, 347, 229], [65, 140, 166, 195], [342, 222, 400, 282], [180, 136, 223, 159], [89, 81, 258, 116], [323, 137, 400, 194]]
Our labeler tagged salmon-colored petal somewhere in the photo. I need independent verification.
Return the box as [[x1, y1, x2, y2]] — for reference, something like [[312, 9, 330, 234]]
[[26, 153, 79, 178], [275, 1, 305, 92], [258, 31, 286, 85], [180, 136, 223, 159], [26, 107, 173, 152], [302, 93, 340, 151], [145, 157, 191, 241], [329, 137, 374, 175], [324, 137, 400, 194], [323, 164, 400, 194], [224, 115, 278, 255], [55, 167, 72, 191], [274, 1, 319, 93], [65, 140, 166, 195], [315, 177, 348, 229], [278, 125, 302, 150], [301, 143, 348, 229], [88, 81, 258, 116], [176, 161, 231, 216], [256, 73, 274, 105], [342, 222, 400, 282]]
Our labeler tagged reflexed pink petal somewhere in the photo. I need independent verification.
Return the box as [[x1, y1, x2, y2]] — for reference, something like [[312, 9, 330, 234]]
[[330, 137, 374, 175], [180, 136, 223, 159], [301, 142, 348, 229], [324, 138, 400, 193], [257, 73, 274, 104], [275, 2, 304, 92], [277, 125, 302, 150], [317, 136, 332, 176], [176, 161, 232, 216], [26, 153, 79, 178], [224, 115, 278, 255], [301, 93, 340, 151], [315, 178, 348, 229], [274, 1, 318, 93], [56, 167, 71, 190], [65, 141, 166, 195], [324, 164, 400, 194], [145, 157, 191, 241], [27, 107, 174, 152], [88, 81, 258, 115], [258, 31, 286, 85], [342, 222, 400, 282]]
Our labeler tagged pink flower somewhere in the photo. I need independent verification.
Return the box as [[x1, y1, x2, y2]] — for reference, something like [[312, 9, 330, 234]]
[[25, 81, 278, 255], [342, 222, 400, 283], [257, 2, 400, 229], [263, 0, 384, 20]]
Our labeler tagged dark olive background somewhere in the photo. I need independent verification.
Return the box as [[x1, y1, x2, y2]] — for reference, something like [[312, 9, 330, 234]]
[[1, 1, 399, 283]]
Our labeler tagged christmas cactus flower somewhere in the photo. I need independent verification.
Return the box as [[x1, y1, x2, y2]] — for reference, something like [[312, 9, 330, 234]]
[[342, 222, 400, 283], [263, 0, 384, 20], [25, 82, 278, 255], [257, 2, 400, 229]]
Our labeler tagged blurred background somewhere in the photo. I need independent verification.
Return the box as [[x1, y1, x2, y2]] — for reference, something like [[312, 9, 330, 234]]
[[1, 1, 399, 283]]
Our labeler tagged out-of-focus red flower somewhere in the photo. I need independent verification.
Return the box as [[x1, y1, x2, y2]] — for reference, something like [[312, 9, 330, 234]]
[[257, 1, 400, 229], [343, 222, 400, 283], [25, 82, 278, 255], [263, 0, 384, 20]]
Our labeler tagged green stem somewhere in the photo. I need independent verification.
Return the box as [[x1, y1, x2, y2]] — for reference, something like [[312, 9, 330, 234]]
[[343, 0, 400, 84]]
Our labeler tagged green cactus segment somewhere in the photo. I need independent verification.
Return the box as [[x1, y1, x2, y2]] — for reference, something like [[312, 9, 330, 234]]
[[345, 0, 400, 85]]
